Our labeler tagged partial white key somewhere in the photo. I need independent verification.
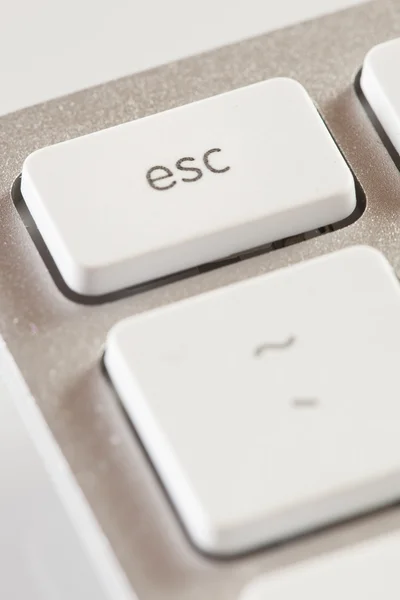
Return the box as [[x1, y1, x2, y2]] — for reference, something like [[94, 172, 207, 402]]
[[0, 342, 133, 600], [361, 37, 400, 155], [241, 533, 400, 599], [21, 78, 356, 296], [106, 246, 400, 556]]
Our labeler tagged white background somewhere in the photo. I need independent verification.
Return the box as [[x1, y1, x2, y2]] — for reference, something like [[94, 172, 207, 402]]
[[0, 0, 371, 116]]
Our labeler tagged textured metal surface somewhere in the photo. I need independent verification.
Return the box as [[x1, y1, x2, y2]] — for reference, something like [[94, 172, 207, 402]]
[[1, 1, 400, 598]]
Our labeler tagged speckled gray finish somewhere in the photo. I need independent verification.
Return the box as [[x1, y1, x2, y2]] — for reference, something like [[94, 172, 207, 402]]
[[1, 1, 400, 598]]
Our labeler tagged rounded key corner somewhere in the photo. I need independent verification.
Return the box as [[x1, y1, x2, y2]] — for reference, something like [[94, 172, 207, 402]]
[[21, 149, 39, 173], [50, 253, 108, 299], [361, 44, 380, 68], [181, 511, 244, 559], [269, 77, 313, 103], [104, 322, 130, 358], [269, 76, 305, 90], [341, 171, 358, 212], [22, 144, 54, 174], [103, 345, 116, 379], [361, 39, 400, 94], [363, 36, 400, 65], [358, 56, 374, 93]]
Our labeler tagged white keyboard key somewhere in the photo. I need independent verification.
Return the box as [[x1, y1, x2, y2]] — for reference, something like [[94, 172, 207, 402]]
[[105, 246, 400, 556], [361, 37, 400, 155], [240, 533, 400, 600], [0, 343, 134, 600], [21, 78, 356, 296]]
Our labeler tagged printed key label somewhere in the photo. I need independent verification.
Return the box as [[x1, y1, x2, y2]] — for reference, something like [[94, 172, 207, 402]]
[[146, 148, 231, 191]]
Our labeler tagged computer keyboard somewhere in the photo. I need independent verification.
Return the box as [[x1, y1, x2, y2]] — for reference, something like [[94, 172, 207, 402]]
[[2, 0, 400, 598]]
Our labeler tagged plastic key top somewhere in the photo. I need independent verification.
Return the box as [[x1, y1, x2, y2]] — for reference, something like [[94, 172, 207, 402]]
[[361, 37, 400, 155], [21, 78, 356, 296], [105, 246, 400, 556]]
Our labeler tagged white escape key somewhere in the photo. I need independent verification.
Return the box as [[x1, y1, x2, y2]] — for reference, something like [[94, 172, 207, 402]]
[[21, 78, 356, 296]]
